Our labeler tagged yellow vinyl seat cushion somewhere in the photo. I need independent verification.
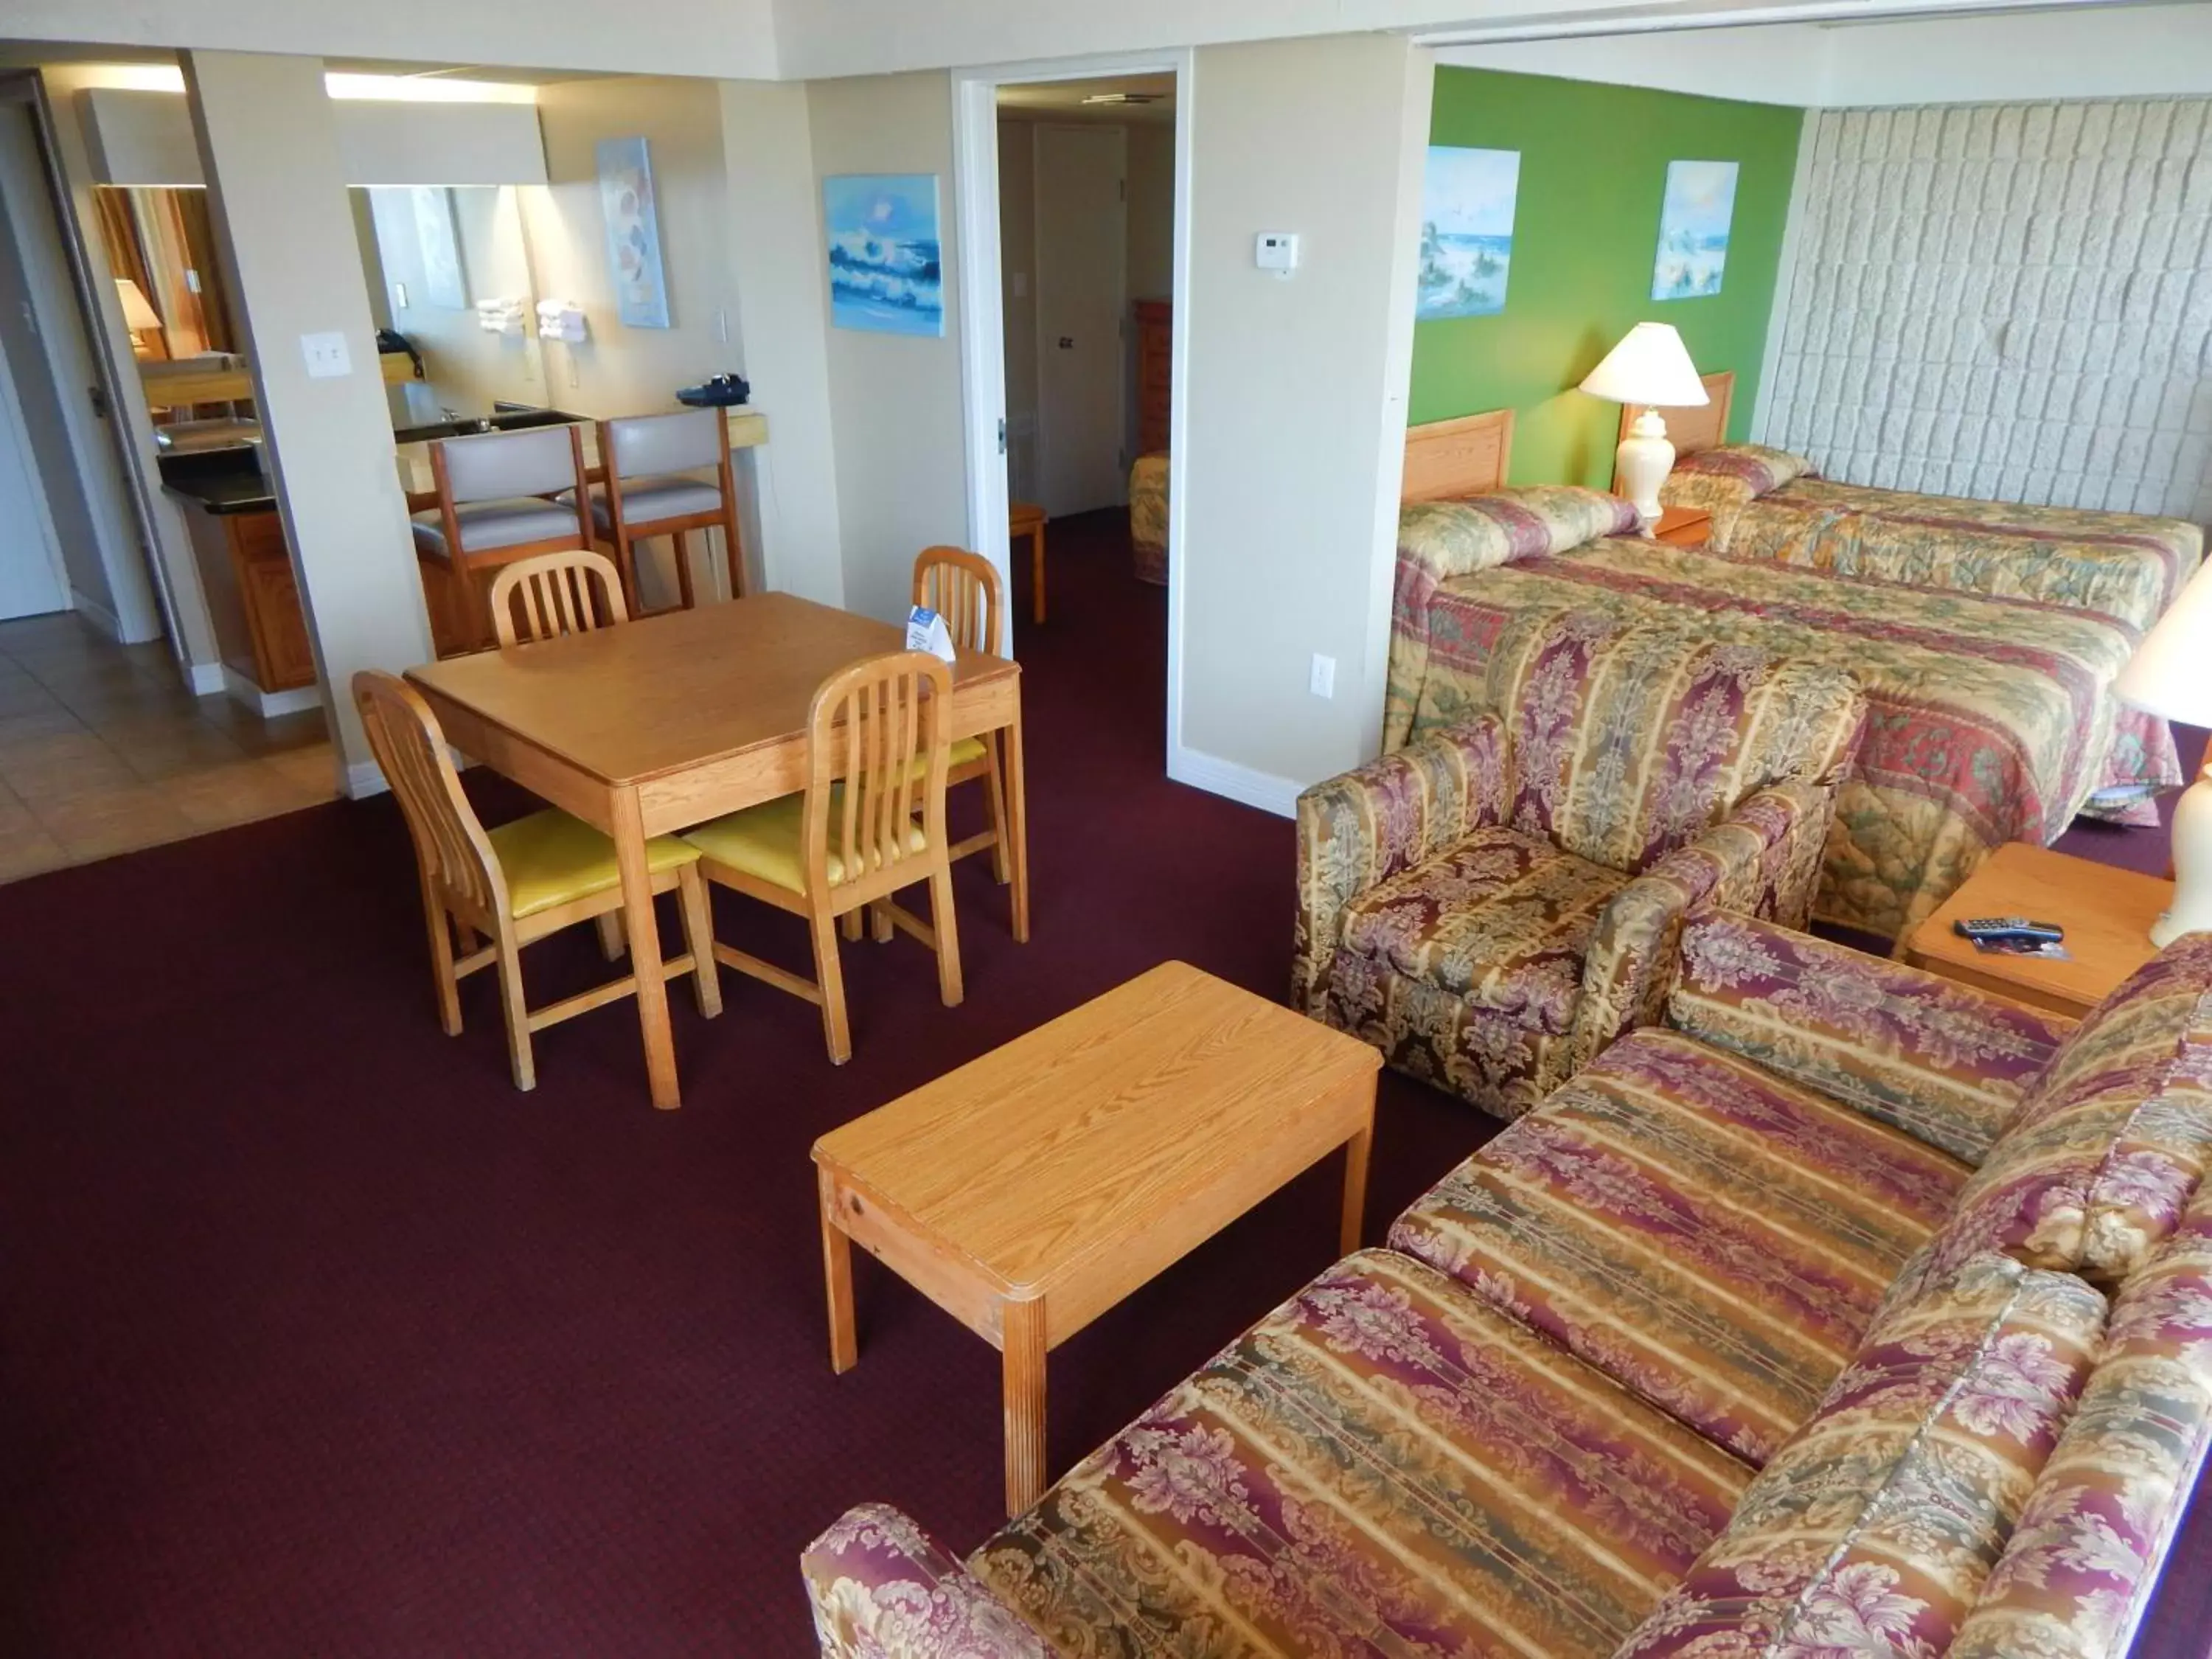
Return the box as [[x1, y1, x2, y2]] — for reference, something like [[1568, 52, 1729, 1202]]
[[948, 735, 988, 769], [682, 791, 928, 893], [487, 808, 700, 920]]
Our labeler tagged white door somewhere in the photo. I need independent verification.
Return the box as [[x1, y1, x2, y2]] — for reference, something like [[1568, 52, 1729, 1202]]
[[0, 323, 66, 621], [1032, 124, 1127, 518]]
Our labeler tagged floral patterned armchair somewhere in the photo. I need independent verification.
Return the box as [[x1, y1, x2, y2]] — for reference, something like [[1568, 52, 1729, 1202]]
[[1295, 608, 1865, 1119]]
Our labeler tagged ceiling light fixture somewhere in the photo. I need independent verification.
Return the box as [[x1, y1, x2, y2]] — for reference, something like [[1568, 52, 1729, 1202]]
[[1079, 91, 1163, 106]]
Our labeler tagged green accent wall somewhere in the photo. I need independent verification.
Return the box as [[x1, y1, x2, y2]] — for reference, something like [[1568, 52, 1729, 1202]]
[[1414, 69, 1803, 489]]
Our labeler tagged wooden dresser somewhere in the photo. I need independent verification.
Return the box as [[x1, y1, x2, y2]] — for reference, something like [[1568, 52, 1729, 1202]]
[[1134, 299, 1171, 456]]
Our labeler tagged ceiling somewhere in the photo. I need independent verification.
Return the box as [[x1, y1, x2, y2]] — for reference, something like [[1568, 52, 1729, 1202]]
[[998, 73, 1176, 125]]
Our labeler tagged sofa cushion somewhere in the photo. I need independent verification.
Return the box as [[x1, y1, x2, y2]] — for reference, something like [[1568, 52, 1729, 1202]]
[[1926, 934, 2212, 1286], [1336, 823, 1627, 1034], [970, 1250, 1753, 1659], [1389, 1028, 1971, 1466], [1484, 608, 1863, 877], [1668, 908, 2072, 1165], [1615, 1252, 2107, 1659], [1949, 1182, 2212, 1659]]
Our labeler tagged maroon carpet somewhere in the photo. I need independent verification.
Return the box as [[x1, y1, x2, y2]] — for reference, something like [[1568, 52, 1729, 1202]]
[[0, 513, 2205, 1656]]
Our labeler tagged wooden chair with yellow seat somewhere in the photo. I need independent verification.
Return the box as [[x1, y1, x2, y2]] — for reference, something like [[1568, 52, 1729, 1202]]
[[487, 547, 630, 649], [679, 650, 961, 1065], [352, 670, 721, 1092], [911, 546, 1012, 893]]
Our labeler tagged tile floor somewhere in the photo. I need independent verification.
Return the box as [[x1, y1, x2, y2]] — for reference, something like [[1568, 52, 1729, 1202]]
[[0, 612, 338, 884]]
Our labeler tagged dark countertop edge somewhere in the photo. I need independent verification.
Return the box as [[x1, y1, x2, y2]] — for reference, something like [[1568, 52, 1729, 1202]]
[[162, 478, 277, 516]]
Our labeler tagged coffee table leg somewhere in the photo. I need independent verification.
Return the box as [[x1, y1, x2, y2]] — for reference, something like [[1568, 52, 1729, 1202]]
[[1339, 1119, 1374, 1255], [820, 1172, 858, 1374], [1001, 1296, 1048, 1516]]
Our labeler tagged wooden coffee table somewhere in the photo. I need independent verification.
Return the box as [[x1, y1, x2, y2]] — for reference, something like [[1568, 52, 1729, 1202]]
[[1904, 842, 2171, 1020], [813, 961, 1382, 1514]]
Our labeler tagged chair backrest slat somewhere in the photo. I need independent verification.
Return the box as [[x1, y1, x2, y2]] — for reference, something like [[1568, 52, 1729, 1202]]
[[605, 408, 723, 479], [438, 424, 588, 504], [911, 545, 1003, 657], [807, 650, 950, 891], [352, 671, 507, 921], [488, 548, 630, 648]]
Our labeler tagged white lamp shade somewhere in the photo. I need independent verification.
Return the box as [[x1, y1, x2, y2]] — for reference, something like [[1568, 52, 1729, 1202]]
[[115, 278, 163, 333], [1579, 321, 1710, 407], [2116, 568, 2212, 726]]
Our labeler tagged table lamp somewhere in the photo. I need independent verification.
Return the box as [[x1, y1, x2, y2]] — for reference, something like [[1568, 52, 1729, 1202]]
[[115, 278, 164, 358], [2115, 568, 2212, 945], [1579, 321, 1709, 529]]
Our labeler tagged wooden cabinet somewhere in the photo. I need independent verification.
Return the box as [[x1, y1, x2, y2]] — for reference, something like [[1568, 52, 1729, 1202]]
[[1134, 299, 1171, 456], [225, 510, 318, 691]]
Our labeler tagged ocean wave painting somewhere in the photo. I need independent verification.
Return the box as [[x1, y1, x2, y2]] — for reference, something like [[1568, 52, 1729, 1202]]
[[1652, 159, 1739, 302], [1417, 146, 1520, 321], [824, 173, 944, 338]]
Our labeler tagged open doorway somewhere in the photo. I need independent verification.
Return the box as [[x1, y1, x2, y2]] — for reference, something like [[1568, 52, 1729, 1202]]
[[953, 54, 1189, 739]]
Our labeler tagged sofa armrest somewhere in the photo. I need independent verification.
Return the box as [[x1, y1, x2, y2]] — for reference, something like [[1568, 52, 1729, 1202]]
[[1293, 714, 1509, 1017], [1568, 781, 1836, 1076], [1666, 911, 2073, 1166], [802, 1503, 1049, 1659]]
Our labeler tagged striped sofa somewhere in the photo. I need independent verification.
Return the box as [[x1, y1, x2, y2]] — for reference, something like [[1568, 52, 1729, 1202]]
[[803, 915, 2212, 1659]]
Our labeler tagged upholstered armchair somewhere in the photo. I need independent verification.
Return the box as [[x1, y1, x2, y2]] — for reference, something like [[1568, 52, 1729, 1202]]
[[1295, 609, 1865, 1119]]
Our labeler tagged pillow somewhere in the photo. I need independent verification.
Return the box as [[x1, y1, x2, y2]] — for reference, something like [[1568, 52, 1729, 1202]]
[[1481, 608, 1863, 874], [1397, 485, 1638, 587], [1616, 1252, 2107, 1659], [1919, 936, 2212, 1287], [1658, 442, 1814, 514], [1950, 1183, 2212, 1659]]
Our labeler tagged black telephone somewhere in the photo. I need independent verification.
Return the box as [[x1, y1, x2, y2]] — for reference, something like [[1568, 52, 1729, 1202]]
[[677, 372, 751, 408]]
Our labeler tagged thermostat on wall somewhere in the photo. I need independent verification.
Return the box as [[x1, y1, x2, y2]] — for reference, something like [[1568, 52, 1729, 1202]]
[[1255, 232, 1299, 276]]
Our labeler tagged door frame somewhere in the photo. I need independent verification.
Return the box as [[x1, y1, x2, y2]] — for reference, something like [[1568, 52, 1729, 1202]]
[[0, 315, 69, 619], [950, 49, 1191, 751]]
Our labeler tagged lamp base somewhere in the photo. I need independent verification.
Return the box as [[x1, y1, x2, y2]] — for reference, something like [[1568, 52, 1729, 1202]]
[[1615, 408, 1674, 532], [2151, 775, 2212, 947]]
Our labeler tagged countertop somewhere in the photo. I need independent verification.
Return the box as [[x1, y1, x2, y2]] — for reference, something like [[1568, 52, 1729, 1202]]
[[158, 448, 274, 516]]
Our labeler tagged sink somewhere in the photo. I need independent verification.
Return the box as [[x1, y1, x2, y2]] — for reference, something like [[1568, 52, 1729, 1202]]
[[391, 407, 582, 445]]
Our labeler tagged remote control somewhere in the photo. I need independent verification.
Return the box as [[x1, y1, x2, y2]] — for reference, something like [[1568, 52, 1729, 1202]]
[[1954, 917, 2066, 944]]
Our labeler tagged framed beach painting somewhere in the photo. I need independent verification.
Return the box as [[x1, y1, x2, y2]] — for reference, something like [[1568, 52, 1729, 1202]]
[[1652, 160, 1739, 301], [597, 136, 670, 329], [1416, 146, 1520, 321], [823, 173, 944, 338]]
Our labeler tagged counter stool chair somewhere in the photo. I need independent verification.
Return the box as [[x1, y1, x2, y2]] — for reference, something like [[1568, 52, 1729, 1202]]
[[353, 670, 720, 1092], [679, 651, 961, 1065], [911, 546, 1011, 889], [488, 548, 630, 648], [413, 425, 594, 653], [585, 408, 748, 616]]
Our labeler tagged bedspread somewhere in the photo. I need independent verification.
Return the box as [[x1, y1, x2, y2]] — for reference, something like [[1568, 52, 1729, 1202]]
[[1386, 534, 2176, 942]]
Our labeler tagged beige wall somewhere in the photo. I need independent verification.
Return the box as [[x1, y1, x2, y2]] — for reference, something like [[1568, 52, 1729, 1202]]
[[808, 72, 970, 624], [717, 79, 847, 608], [1127, 122, 1175, 300], [184, 49, 434, 790], [1177, 33, 1429, 796]]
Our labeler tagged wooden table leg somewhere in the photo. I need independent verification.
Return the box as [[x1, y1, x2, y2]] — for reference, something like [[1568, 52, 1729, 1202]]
[[1001, 1295, 1048, 1517], [1340, 1116, 1374, 1255], [612, 785, 681, 1110], [1001, 701, 1030, 945], [820, 1168, 858, 1374], [1031, 526, 1046, 627]]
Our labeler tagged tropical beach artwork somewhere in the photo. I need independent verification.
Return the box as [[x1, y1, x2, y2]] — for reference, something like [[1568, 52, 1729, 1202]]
[[1416, 146, 1520, 321], [1652, 159, 1739, 301], [824, 173, 945, 338]]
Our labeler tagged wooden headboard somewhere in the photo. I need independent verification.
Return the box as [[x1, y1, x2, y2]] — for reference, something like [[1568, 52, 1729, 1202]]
[[1402, 408, 1515, 504], [1618, 369, 1735, 458]]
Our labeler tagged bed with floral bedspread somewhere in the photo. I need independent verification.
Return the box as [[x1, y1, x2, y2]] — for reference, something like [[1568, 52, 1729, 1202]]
[[1388, 488, 2179, 942], [1659, 444, 2203, 636]]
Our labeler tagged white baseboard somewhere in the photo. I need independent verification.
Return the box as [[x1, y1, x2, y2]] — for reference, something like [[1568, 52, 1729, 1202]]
[[187, 661, 226, 697], [344, 757, 389, 800], [70, 589, 122, 641], [221, 666, 323, 719], [1166, 745, 1302, 818]]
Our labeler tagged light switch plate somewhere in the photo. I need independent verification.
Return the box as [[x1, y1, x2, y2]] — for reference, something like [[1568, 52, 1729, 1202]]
[[300, 331, 352, 379], [1310, 653, 1335, 699]]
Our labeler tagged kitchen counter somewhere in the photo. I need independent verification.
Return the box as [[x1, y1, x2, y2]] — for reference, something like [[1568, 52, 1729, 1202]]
[[158, 447, 275, 515]]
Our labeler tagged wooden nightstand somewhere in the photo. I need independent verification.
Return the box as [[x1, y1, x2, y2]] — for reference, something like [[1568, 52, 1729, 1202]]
[[1903, 843, 2171, 1020], [1652, 506, 1711, 546]]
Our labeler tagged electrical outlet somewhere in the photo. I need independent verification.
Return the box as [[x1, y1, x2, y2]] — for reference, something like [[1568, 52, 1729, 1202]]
[[299, 331, 352, 379], [1310, 653, 1335, 699]]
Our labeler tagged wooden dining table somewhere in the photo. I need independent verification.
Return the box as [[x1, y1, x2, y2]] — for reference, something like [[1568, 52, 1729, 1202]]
[[405, 592, 1028, 1110]]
